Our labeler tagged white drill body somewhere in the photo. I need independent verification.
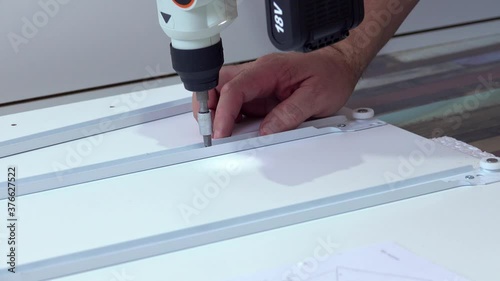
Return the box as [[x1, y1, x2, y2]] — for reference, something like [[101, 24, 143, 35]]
[[157, 0, 238, 50], [156, 0, 238, 147]]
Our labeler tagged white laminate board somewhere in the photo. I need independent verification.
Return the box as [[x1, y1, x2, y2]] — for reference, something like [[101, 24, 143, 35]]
[[0, 123, 478, 268], [0, 84, 191, 142], [0, 112, 201, 178], [54, 181, 500, 281]]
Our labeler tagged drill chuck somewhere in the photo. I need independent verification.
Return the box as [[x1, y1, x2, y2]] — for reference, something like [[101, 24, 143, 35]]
[[170, 40, 224, 92]]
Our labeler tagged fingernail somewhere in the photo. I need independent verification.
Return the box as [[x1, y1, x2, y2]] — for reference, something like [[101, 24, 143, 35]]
[[261, 125, 275, 136], [260, 129, 270, 136]]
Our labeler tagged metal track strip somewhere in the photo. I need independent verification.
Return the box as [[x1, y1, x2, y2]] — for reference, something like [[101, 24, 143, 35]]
[[0, 116, 385, 199], [0, 98, 192, 158], [0, 166, 473, 281]]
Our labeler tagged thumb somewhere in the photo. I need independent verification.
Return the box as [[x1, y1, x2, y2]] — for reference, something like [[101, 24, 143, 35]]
[[259, 86, 316, 135]]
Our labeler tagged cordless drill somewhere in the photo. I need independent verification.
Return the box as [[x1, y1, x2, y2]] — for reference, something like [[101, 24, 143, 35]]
[[156, 0, 364, 147]]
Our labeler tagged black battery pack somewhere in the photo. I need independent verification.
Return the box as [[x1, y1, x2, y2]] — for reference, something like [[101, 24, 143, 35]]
[[266, 0, 364, 52]]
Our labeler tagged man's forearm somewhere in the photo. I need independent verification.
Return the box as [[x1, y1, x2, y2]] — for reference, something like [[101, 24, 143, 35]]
[[331, 0, 418, 78]]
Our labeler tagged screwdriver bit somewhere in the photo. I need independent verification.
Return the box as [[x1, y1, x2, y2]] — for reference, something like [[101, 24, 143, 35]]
[[196, 91, 212, 147]]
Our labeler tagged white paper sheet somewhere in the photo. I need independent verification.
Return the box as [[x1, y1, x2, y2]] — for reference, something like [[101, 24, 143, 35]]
[[231, 242, 469, 281]]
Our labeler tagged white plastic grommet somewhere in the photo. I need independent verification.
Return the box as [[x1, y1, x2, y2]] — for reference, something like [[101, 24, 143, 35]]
[[352, 108, 375, 120], [480, 157, 500, 171]]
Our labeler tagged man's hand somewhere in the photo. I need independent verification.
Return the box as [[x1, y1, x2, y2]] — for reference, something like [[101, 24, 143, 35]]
[[192, 0, 418, 139], [192, 47, 361, 138]]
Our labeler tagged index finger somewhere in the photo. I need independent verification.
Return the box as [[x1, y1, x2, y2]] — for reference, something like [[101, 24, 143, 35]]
[[191, 64, 246, 120], [213, 56, 295, 138]]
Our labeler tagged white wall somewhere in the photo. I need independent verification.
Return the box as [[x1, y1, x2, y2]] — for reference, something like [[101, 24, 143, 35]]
[[1, 0, 499, 105], [0, 0, 276, 104], [399, 0, 500, 33]]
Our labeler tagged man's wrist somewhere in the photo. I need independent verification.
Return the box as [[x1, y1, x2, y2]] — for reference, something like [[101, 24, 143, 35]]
[[317, 42, 366, 83], [317, 0, 419, 84]]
